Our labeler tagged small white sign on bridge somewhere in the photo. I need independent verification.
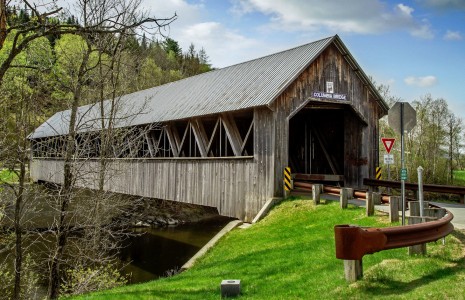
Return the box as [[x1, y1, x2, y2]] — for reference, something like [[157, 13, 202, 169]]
[[384, 154, 394, 165]]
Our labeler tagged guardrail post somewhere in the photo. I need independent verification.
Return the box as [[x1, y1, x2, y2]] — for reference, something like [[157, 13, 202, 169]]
[[408, 216, 427, 255], [372, 192, 381, 205], [366, 191, 374, 216], [409, 201, 429, 217], [389, 196, 400, 223], [312, 184, 323, 205], [340, 188, 350, 209], [344, 260, 363, 282]]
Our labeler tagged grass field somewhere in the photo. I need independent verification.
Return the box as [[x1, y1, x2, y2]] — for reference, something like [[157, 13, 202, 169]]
[[75, 198, 465, 300], [454, 170, 465, 186]]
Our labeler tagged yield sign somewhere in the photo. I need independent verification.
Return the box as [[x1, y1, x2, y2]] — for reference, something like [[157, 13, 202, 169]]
[[382, 138, 395, 154]]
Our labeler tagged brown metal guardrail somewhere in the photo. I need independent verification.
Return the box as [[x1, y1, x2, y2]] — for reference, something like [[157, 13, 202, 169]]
[[292, 181, 391, 202], [334, 207, 454, 260]]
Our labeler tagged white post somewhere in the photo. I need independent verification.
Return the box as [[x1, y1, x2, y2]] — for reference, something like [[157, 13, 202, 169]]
[[400, 103, 406, 225], [417, 166, 424, 218]]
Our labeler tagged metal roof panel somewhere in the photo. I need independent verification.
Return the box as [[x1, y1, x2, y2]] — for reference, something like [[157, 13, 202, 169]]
[[31, 36, 385, 139]]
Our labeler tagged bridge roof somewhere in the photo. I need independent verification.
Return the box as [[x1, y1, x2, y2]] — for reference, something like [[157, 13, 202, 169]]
[[30, 35, 387, 139]]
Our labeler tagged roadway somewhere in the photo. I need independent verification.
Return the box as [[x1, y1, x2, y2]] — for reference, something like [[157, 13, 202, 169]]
[[431, 202, 465, 230], [330, 195, 465, 230]]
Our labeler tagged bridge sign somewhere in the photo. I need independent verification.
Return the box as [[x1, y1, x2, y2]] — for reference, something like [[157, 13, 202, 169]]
[[384, 154, 394, 165], [381, 138, 395, 154]]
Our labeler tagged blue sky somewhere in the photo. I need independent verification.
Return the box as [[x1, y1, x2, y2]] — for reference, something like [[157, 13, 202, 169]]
[[138, 0, 465, 118]]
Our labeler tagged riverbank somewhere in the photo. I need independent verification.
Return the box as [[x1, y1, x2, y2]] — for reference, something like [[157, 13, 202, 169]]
[[77, 197, 465, 299], [1, 184, 222, 230]]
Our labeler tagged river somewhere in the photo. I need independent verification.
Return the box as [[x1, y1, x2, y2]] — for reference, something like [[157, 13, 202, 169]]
[[120, 217, 231, 283]]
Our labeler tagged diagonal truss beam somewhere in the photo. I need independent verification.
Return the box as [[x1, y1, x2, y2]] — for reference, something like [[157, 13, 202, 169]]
[[221, 113, 243, 156]]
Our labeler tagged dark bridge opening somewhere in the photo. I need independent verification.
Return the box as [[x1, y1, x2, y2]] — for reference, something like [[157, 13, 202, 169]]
[[289, 103, 345, 182]]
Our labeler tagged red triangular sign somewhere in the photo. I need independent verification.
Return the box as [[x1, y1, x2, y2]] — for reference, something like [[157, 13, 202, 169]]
[[382, 138, 395, 154]]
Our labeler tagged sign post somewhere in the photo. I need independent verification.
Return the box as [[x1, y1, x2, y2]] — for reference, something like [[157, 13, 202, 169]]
[[381, 138, 395, 189], [388, 102, 416, 225]]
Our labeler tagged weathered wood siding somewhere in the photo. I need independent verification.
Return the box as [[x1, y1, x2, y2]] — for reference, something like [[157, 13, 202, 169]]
[[271, 43, 385, 193], [30, 107, 276, 222]]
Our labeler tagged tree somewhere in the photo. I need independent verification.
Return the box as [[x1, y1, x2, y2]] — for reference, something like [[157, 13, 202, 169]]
[[0, 0, 176, 85], [0, 33, 53, 299], [0, 0, 6, 48], [163, 37, 182, 58], [374, 80, 464, 188], [0, 1, 176, 298], [446, 113, 463, 183]]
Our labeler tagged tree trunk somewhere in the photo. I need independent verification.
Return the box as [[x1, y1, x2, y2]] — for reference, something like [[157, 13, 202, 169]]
[[0, 0, 6, 49], [48, 43, 91, 300], [12, 160, 26, 299]]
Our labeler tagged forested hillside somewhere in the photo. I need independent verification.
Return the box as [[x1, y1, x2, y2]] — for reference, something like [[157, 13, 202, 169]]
[[2, 6, 211, 115]]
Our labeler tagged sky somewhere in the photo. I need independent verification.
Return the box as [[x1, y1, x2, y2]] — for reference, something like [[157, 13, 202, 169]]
[[135, 0, 465, 119]]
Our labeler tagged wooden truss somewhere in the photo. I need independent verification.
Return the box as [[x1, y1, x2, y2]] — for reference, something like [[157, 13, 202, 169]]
[[32, 111, 254, 159], [145, 112, 254, 158]]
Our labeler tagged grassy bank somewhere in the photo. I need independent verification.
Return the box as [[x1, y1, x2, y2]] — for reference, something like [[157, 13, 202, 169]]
[[76, 198, 465, 299]]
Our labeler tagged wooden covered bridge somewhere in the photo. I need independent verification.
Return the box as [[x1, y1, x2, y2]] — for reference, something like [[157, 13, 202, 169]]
[[29, 35, 389, 222]]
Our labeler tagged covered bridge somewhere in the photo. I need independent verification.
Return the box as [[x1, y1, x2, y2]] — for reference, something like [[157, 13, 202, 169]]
[[30, 35, 389, 222]]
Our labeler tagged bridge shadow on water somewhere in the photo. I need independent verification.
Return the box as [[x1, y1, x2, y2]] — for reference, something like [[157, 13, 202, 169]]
[[359, 230, 465, 297]]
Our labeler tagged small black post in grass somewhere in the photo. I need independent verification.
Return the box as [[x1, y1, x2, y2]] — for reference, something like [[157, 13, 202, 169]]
[[221, 279, 241, 298]]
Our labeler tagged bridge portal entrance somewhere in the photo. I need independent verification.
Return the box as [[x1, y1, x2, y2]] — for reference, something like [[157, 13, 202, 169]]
[[288, 103, 345, 184]]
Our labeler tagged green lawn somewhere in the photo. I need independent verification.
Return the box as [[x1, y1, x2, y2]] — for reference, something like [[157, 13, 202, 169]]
[[454, 170, 465, 186], [75, 198, 465, 300]]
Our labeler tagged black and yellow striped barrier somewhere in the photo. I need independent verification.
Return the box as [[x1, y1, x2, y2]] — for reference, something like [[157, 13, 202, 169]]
[[284, 167, 292, 191], [376, 167, 382, 180]]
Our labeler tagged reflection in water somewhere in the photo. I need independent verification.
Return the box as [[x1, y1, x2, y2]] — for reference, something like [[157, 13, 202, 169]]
[[0, 216, 232, 297], [119, 218, 231, 283]]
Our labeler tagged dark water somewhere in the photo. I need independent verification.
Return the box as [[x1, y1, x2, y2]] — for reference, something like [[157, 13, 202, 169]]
[[1, 185, 232, 291], [119, 218, 230, 283], [0, 218, 231, 299]]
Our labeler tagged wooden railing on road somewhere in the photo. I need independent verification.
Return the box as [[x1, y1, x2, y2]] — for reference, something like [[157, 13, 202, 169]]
[[363, 178, 465, 204]]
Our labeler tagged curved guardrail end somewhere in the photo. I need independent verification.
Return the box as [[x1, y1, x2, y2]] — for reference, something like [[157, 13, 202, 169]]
[[334, 225, 387, 260]]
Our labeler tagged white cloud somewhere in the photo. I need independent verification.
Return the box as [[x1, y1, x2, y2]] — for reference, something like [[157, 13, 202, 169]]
[[179, 22, 261, 67], [397, 3, 414, 16], [137, 0, 262, 67], [444, 30, 463, 40], [404, 76, 438, 87], [140, 0, 204, 29], [410, 22, 435, 39], [231, 0, 434, 39]]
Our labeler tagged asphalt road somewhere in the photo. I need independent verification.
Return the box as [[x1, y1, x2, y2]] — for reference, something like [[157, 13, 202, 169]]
[[431, 202, 465, 230], [347, 197, 465, 230]]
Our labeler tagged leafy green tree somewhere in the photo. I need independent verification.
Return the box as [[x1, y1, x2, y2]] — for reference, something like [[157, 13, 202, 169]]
[[163, 37, 182, 58]]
